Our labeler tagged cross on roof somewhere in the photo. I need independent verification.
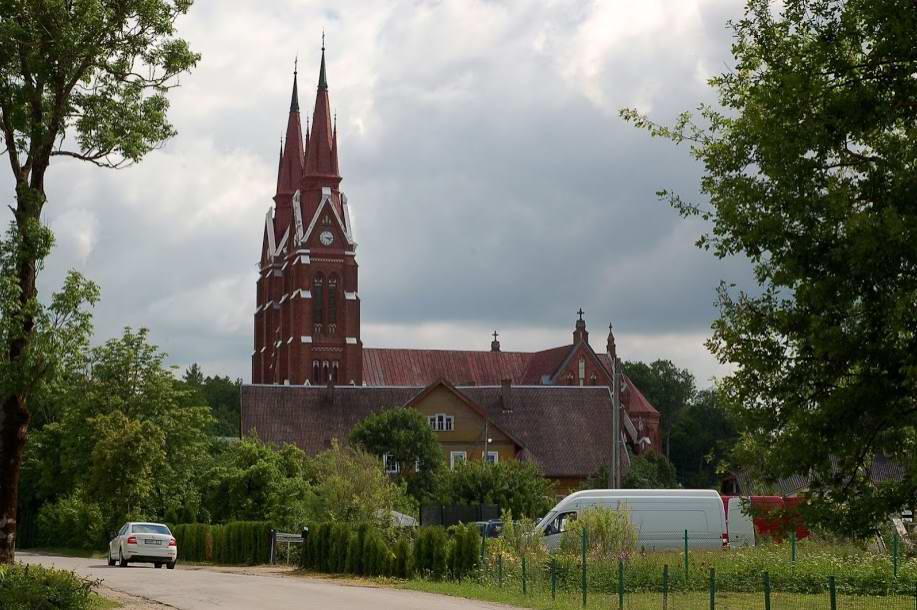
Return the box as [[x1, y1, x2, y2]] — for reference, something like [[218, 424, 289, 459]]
[[322, 30, 325, 51], [492, 330, 499, 341], [577, 308, 584, 321]]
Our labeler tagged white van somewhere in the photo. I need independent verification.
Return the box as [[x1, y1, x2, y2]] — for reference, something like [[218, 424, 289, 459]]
[[536, 489, 728, 551], [724, 496, 756, 548]]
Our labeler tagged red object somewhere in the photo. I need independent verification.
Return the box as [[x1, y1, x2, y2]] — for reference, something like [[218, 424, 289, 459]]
[[126, 536, 137, 544], [722, 495, 810, 542], [168, 537, 177, 547]]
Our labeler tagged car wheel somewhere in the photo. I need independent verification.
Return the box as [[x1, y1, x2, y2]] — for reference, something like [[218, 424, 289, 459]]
[[107, 550, 115, 567], [166, 561, 175, 570], [119, 548, 128, 567]]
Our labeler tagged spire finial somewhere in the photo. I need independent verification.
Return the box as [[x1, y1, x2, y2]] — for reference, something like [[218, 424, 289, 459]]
[[289, 56, 300, 112], [318, 33, 328, 91], [577, 308, 585, 321], [493, 330, 499, 341], [490, 330, 501, 352]]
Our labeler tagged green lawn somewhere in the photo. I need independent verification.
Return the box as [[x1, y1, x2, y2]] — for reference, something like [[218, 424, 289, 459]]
[[399, 578, 917, 610]]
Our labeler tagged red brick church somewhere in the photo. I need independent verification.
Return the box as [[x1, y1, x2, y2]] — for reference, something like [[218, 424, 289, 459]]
[[244, 49, 661, 488]]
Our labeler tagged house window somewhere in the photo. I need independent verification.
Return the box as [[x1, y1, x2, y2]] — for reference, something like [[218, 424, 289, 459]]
[[450, 451, 466, 469], [428, 413, 454, 432], [383, 453, 399, 474], [484, 451, 499, 464]]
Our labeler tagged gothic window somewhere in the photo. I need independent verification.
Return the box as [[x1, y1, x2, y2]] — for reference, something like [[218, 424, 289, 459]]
[[312, 360, 321, 384], [590, 373, 598, 385], [328, 274, 338, 325], [332, 362, 339, 384], [566, 372, 575, 386], [322, 361, 330, 382], [312, 273, 324, 333], [578, 358, 586, 386]]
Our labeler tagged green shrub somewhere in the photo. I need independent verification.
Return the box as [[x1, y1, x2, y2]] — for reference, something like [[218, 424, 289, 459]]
[[0, 563, 95, 609], [174, 521, 269, 565], [172, 523, 213, 562], [415, 527, 449, 579], [558, 505, 637, 561], [449, 523, 480, 580], [35, 494, 105, 551], [362, 528, 392, 576], [393, 534, 414, 578]]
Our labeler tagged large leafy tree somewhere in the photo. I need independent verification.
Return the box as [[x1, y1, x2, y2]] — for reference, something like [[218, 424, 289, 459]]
[[433, 460, 554, 518], [0, 0, 198, 561], [183, 364, 242, 437], [669, 388, 738, 488], [623, 360, 696, 457], [349, 406, 444, 501], [623, 0, 917, 533]]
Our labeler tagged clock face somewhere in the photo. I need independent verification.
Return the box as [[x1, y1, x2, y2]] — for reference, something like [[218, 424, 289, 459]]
[[319, 231, 334, 246]]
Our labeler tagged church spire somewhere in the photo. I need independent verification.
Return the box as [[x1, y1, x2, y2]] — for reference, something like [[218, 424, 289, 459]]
[[275, 63, 305, 198], [304, 35, 340, 182]]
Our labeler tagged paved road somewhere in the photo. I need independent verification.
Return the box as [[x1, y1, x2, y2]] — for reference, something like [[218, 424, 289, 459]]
[[20, 553, 515, 610]]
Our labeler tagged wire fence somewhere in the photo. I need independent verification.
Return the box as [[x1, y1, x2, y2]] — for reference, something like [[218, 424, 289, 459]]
[[472, 529, 916, 610]]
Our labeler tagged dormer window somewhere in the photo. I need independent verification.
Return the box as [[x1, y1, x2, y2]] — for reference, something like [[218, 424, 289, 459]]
[[428, 413, 454, 432]]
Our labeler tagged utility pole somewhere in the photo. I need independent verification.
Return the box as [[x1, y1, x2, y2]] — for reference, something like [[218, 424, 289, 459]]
[[610, 356, 622, 488]]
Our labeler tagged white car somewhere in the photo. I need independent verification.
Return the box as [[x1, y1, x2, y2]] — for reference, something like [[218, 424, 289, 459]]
[[108, 522, 177, 569]]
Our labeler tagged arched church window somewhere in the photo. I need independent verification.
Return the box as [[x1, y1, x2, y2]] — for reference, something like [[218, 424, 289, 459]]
[[322, 361, 329, 382], [578, 358, 586, 385], [313, 273, 324, 332], [328, 274, 338, 325], [590, 373, 598, 385], [566, 372, 575, 386], [332, 362, 339, 384], [312, 360, 321, 384]]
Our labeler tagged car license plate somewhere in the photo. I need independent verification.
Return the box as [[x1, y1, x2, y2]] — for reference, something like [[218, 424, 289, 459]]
[[145, 539, 161, 545]]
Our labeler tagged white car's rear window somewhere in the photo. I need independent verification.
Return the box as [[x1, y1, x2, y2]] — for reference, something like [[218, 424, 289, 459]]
[[131, 524, 171, 535]]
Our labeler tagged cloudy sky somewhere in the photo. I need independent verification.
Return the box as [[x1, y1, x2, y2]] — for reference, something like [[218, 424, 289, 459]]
[[4, 0, 755, 386]]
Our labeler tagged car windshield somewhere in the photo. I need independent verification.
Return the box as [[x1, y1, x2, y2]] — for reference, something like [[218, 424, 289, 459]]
[[131, 524, 171, 535]]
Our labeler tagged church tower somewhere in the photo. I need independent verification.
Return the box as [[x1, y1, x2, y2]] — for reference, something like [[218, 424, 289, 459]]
[[253, 45, 362, 385]]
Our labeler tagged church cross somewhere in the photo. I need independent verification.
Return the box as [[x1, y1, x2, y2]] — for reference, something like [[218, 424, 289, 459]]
[[577, 308, 584, 321], [492, 330, 499, 342]]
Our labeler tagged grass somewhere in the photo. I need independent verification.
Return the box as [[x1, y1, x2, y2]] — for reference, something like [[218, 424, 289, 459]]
[[400, 578, 917, 610], [89, 593, 121, 609], [21, 547, 106, 559]]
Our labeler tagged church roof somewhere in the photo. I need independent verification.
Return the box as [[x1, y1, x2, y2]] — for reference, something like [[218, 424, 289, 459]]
[[241, 384, 626, 478]]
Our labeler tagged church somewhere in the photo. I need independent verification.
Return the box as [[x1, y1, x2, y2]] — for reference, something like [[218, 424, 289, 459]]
[[242, 48, 661, 491]]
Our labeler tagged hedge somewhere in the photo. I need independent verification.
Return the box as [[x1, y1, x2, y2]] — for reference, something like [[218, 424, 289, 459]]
[[0, 563, 95, 610], [301, 522, 480, 581], [171, 521, 271, 565]]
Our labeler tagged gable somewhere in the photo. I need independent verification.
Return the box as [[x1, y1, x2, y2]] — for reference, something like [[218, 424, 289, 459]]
[[299, 188, 353, 248], [410, 384, 512, 444], [551, 342, 612, 386]]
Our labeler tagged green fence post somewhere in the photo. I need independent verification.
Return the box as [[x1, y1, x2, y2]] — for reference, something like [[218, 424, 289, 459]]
[[893, 532, 899, 579], [480, 534, 485, 563], [497, 554, 503, 587], [829, 576, 837, 610], [663, 564, 669, 610], [709, 568, 716, 610], [684, 529, 689, 585], [763, 572, 771, 610], [522, 556, 527, 595], [581, 527, 588, 608], [618, 560, 625, 610], [551, 557, 557, 601], [791, 531, 797, 562]]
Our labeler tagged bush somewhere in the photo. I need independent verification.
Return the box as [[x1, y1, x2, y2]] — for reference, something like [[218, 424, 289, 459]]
[[35, 493, 105, 551], [362, 528, 392, 576], [433, 460, 554, 518], [175, 521, 270, 565], [415, 527, 449, 579], [448, 523, 480, 580], [172, 523, 214, 562], [489, 510, 547, 562], [393, 534, 414, 578], [0, 563, 96, 609], [558, 505, 637, 561]]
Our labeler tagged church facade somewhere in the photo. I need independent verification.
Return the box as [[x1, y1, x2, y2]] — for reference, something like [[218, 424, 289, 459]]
[[244, 50, 661, 489]]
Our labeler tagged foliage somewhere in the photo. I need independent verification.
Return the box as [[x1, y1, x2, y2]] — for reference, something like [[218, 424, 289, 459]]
[[433, 460, 553, 518], [447, 523, 481, 580], [623, 360, 695, 457], [302, 521, 394, 577], [622, 453, 677, 489], [488, 509, 547, 563], [171, 523, 214, 563], [621, 0, 917, 534], [183, 365, 242, 437], [34, 492, 104, 552], [558, 506, 637, 562], [669, 387, 738, 487], [0, 0, 198, 562], [414, 526, 450, 580], [349, 406, 444, 501], [211, 521, 272, 565], [305, 440, 415, 528], [0, 563, 96, 610], [392, 534, 414, 578], [203, 437, 312, 530]]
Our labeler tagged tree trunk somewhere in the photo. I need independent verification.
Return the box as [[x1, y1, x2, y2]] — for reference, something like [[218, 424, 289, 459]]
[[0, 182, 43, 563]]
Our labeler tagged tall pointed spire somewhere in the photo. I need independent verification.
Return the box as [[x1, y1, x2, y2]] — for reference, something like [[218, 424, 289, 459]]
[[275, 61, 305, 200], [304, 35, 340, 183]]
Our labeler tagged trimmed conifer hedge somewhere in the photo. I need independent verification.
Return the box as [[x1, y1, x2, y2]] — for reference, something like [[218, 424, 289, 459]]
[[171, 521, 271, 565]]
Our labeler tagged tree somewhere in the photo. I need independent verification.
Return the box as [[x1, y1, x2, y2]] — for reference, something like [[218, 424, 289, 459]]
[[349, 406, 444, 501], [622, 453, 678, 489], [182, 364, 242, 437], [0, 1, 198, 561], [669, 388, 738, 488], [623, 360, 696, 457], [433, 460, 554, 518], [622, 0, 917, 533]]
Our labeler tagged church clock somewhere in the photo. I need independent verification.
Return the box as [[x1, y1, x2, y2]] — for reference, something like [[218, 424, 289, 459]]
[[319, 230, 334, 246]]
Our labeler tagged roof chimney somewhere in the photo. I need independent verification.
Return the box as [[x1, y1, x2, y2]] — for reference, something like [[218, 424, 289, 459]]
[[490, 330, 501, 352], [501, 379, 512, 412]]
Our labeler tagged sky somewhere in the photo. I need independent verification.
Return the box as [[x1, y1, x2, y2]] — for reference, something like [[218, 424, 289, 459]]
[[4, 0, 755, 387]]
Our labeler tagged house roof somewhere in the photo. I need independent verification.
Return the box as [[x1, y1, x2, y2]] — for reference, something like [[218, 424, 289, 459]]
[[241, 384, 625, 479], [361, 346, 659, 418]]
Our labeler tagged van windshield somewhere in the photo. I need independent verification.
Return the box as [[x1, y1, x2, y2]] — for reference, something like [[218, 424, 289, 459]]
[[536, 512, 556, 532]]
